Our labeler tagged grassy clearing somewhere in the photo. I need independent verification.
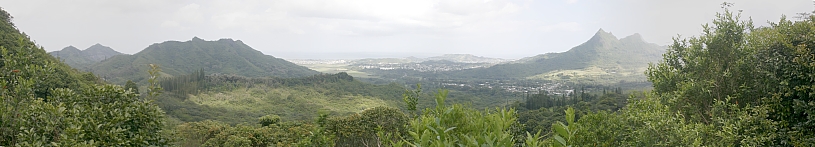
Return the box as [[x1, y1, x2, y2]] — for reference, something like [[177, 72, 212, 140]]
[[527, 66, 647, 85], [185, 84, 395, 121]]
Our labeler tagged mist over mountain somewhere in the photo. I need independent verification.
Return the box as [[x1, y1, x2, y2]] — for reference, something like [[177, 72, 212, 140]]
[[48, 44, 123, 70], [88, 37, 318, 84]]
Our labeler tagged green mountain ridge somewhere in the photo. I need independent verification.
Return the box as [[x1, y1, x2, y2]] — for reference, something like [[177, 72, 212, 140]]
[[49, 44, 123, 70], [88, 37, 319, 84], [447, 28, 665, 83]]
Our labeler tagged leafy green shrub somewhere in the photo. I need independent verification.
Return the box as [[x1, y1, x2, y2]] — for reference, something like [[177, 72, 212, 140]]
[[326, 106, 408, 147], [1, 38, 170, 146], [259, 114, 281, 127], [399, 89, 523, 147], [176, 120, 314, 147]]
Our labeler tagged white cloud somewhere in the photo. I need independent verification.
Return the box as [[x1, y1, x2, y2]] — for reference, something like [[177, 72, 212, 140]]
[[567, 0, 578, 4], [537, 22, 582, 32]]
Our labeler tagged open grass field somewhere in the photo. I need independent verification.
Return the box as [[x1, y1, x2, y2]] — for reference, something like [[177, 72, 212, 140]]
[[527, 66, 649, 85]]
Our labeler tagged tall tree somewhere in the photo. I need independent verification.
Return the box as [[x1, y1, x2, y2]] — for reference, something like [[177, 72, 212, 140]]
[[124, 80, 139, 95], [646, 3, 760, 123]]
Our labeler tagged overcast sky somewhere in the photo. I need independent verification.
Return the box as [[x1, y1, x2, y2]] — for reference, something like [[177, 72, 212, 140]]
[[1, 0, 812, 59]]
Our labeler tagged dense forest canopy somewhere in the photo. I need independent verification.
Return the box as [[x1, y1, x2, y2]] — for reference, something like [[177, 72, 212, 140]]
[[0, 7, 171, 146]]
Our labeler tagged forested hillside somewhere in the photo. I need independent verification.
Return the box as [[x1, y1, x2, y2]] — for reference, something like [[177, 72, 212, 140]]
[[89, 37, 319, 84], [0, 7, 171, 146], [49, 44, 123, 70]]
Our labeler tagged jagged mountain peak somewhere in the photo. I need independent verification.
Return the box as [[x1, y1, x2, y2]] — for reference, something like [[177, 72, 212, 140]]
[[621, 33, 644, 42], [85, 43, 116, 52], [61, 46, 81, 52], [191, 36, 204, 41], [589, 28, 619, 42]]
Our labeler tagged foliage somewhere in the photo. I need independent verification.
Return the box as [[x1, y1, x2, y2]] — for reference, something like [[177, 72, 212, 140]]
[[517, 91, 629, 135], [403, 83, 421, 118], [147, 63, 162, 100], [157, 72, 406, 124], [571, 92, 781, 146], [325, 107, 408, 147], [0, 8, 170, 145], [258, 114, 281, 127], [1, 62, 171, 146], [646, 5, 761, 123], [124, 80, 139, 95], [643, 3, 815, 145], [0, 8, 97, 99], [571, 4, 814, 146], [548, 107, 576, 147], [175, 120, 314, 147], [398, 89, 526, 147], [753, 13, 815, 145], [159, 68, 205, 97]]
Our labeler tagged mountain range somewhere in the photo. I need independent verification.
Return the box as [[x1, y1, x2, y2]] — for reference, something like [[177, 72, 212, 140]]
[[86, 37, 318, 84], [49, 44, 124, 70], [49, 28, 663, 86]]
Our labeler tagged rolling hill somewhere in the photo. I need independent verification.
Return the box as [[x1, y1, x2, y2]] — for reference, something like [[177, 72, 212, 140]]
[[49, 44, 124, 70], [88, 37, 319, 84]]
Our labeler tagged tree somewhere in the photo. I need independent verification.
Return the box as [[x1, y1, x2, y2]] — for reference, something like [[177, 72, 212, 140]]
[[402, 83, 421, 118], [397, 89, 527, 146], [325, 107, 408, 147], [751, 13, 815, 145], [646, 2, 760, 123], [147, 64, 162, 100], [258, 114, 281, 127], [549, 107, 576, 147], [124, 80, 139, 95], [0, 43, 172, 146]]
